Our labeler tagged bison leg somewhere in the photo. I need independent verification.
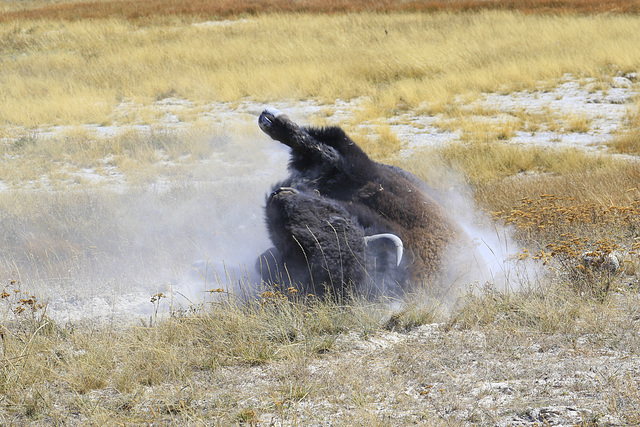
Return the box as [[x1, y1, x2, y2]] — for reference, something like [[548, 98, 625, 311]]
[[259, 109, 341, 164]]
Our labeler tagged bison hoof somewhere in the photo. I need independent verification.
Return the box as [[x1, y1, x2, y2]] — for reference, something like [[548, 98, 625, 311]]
[[259, 108, 289, 133], [269, 187, 298, 201]]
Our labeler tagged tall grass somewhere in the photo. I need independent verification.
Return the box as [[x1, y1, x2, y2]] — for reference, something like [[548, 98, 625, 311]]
[[1, 11, 640, 126], [404, 143, 617, 188]]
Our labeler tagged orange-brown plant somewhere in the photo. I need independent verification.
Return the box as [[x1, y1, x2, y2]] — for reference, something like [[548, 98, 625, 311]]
[[2, 0, 639, 23], [494, 194, 640, 298]]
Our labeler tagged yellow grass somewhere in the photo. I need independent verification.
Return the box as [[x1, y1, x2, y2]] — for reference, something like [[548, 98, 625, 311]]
[[401, 142, 618, 189], [608, 98, 640, 155], [2, 11, 640, 126]]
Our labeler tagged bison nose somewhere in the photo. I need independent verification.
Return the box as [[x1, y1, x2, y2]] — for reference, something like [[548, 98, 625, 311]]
[[258, 111, 274, 131]]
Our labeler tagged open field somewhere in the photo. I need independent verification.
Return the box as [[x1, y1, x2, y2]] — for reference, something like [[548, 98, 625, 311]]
[[2, 0, 639, 19], [2, 2, 640, 425], [0, 11, 639, 127]]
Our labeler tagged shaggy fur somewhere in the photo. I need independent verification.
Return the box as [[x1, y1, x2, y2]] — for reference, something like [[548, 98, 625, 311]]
[[259, 110, 463, 287], [258, 187, 402, 298]]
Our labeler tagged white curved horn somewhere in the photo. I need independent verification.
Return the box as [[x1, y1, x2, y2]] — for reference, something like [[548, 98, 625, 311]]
[[364, 233, 404, 266]]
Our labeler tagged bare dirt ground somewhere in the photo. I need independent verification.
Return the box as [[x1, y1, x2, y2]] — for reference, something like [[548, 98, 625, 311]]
[[190, 318, 639, 426]]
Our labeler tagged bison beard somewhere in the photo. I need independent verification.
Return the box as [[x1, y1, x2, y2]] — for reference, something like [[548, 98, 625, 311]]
[[258, 108, 464, 297]]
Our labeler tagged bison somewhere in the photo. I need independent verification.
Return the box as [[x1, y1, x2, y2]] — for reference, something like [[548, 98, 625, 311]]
[[258, 186, 404, 298], [258, 108, 467, 296]]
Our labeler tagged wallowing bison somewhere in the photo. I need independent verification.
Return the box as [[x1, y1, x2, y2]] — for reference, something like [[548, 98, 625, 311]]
[[257, 108, 469, 298]]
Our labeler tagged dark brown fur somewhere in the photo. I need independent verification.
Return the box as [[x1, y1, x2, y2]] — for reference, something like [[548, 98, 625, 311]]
[[259, 110, 463, 288]]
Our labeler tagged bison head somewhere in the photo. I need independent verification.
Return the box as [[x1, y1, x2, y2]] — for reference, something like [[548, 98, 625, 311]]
[[263, 186, 403, 297], [259, 109, 375, 196]]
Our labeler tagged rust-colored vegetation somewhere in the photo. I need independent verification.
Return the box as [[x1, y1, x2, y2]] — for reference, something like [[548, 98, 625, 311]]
[[494, 193, 640, 298], [494, 194, 640, 246], [1, 0, 639, 22]]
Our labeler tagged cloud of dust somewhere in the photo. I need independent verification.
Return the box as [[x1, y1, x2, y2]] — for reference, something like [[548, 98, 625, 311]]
[[0, 124, 290, 324], [172, 114, 543, 313], [427, 166, 541, 302], [142, 127, 292, 316], [4, 111, 540, 325]]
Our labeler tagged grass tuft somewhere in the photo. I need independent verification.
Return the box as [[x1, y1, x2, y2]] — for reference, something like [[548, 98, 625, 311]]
[[608, 103, 640, 155]]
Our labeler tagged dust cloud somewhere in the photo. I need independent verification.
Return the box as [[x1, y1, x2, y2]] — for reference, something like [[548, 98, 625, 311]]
[[0, 123, 289, 324], [427, 165, 540, 302], [0, 111, 537, 325]]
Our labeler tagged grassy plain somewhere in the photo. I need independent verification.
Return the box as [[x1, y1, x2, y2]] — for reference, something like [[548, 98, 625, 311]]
[[2, 0, 639, 19], [1, 0, 640, 424], [1, 11, 640, 127]]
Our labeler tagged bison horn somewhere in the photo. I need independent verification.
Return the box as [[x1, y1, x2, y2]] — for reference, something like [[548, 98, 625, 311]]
[[364, 233, 404, 266]]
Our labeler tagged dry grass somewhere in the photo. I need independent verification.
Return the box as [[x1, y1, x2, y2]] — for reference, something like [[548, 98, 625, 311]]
[[473, 162, 640, 213], [608, 99, 640, 155], [432, 104, 597, 143], [1, 12, 640, 126], [3, 277, 640, 424], [2, 3, 640, 424], [2, 0, 639, 21], [0, 281, 394, 424], [403, 142, 617, 188]]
